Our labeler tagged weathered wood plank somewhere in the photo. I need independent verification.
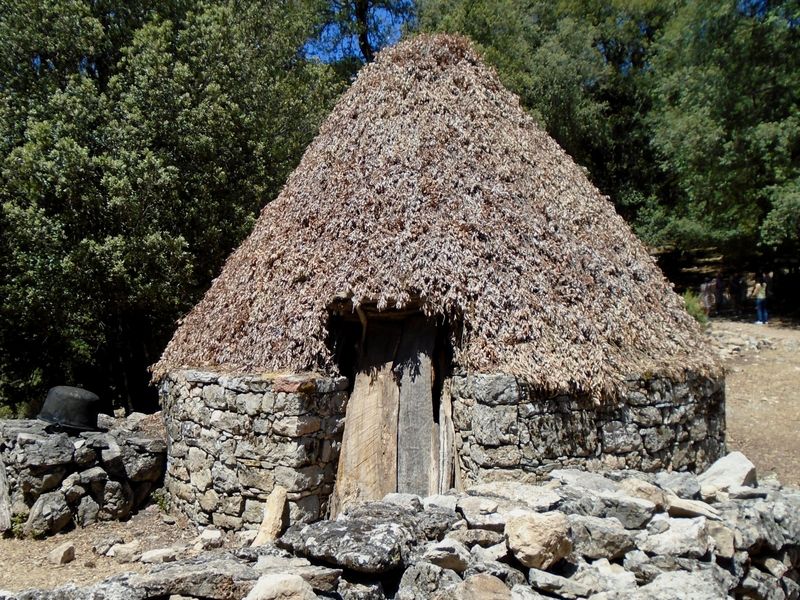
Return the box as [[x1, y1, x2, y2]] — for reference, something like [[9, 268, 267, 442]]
[[396, 316, 437, 497], [330, 321, 401, 517], [438, 379, 456, 493]]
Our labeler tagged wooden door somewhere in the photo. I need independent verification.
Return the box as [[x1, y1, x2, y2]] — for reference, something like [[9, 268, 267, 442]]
[[330, 315, 441, 516]]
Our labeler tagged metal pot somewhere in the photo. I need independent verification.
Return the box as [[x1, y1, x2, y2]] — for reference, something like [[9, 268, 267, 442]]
[[38, 386, 102, 431]]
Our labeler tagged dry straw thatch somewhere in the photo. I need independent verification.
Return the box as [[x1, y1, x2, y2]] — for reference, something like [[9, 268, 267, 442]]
[[154, 34, 719, 398]]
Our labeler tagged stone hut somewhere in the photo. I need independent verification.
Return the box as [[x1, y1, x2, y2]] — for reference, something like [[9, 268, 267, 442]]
[[153, 35, 724, 530]]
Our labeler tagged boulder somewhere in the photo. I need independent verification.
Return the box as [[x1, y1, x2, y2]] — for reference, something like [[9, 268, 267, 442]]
[[654, 472, 701, 499], [463, 560, 527, 588], [637, 516, 709, 558], [254, 555, 341, 593], [446, 528, 505, 548], [568, 514, 635, 560], [396, 561, 460, 600], [446, 574, 512, 600], [23, 491, 71, 537], [278, 519, 414, 573], [244, 573, 315, 600], [697, 451, 757, 497], [466, 482, 561, 512], [109, 540, 141, 563], [619, 478, 667, 509], [423, 538, 471, 572], [630, 570, 727, 599], [527, 569, 591, 599], [505, 511, 572, 569]]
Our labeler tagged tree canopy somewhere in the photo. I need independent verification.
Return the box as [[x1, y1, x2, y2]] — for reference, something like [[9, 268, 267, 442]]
[[0, 0, 341, 412]]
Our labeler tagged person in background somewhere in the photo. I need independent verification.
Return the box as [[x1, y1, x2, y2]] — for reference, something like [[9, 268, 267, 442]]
[[752, 273, 768, 325]]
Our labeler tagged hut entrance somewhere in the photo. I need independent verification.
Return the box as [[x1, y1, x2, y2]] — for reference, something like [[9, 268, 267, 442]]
[[328, 308, 456, 516]]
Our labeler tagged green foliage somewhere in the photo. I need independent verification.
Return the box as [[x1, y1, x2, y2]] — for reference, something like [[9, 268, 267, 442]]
[[682, 290, 709, 325], [646, 0, 800, 254], [418, 0, 800, 255], [0, 0, 342, 412]]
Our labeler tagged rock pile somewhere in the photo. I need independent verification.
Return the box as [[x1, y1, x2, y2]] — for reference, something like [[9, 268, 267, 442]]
[[0, 414, 166, 537], [4, 452, 798, 599]]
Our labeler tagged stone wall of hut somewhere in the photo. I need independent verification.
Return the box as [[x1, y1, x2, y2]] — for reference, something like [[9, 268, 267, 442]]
[[450, 372, 725, 487], [160, 370, 348, 530], [161, 369, 724, 531]]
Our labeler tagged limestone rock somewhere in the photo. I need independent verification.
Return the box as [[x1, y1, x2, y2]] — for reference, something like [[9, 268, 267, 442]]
[[655, 472, 701, 499], [666, 495, 721, 520], [110, 540, 142, 563], [422, 538, 471, 572], [697, 451, 757, 497], [244, 573, 316, 600], [24, 491, 71, 537], [396, 561, 461, 600], [571, 558, 638, 596], [630, 570, 727, 599], [568, 514, 635, 560], [446, 528, 505, 548], [423, 494, 458, 512], [447, 574, 512, 600], [463, 560, 527, 588], [197, 528, 224, 550], [254, 555, 341, 593], [130, 555, 259, 598], [505, 511, 572, 569], [527, 569, 591, 599], [619, 478, 667, 509], [252, 486, 289, 546], [140, 548, 179, 564], [457, 496, 505, 531], [382, 493, 423, 512], [48, 541, 76, 565], [278, 519, 413, 573], [466, 482, 561, 512], [637, 516, 709, 558], [338, 579, 387, 600]]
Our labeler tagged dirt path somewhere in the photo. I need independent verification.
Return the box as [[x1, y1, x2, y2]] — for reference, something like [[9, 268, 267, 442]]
[[711, 318, 800, 487]]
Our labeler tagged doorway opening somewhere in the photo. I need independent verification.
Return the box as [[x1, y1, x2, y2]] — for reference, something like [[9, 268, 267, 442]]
[[326, 301, 460, 515]]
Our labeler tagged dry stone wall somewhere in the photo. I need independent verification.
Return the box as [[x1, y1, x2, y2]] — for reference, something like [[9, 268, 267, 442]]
[[0, 416, 166, 537], [451, 372, 725, 486], [160, 370, 348, 530]]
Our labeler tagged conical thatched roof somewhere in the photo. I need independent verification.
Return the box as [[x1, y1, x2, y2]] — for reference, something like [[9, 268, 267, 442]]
[[154, 34, 719, 398]]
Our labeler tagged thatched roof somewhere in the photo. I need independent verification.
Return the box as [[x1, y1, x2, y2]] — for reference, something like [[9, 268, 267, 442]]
[[154, 34, 720, 397]]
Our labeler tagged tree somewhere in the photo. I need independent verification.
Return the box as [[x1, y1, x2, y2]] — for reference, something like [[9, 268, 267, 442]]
[[0, 0, 341, 413], [646, 0, 800, 253]]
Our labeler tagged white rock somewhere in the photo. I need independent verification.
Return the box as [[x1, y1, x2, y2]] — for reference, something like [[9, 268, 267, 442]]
[[666, 495, 721, 520], [244, 573, 316, 600], [47, 541, 75, 565], [423, 538, 471, 572], [637, 516, 709, 558], [466, 482, 561, 512], [697, 451, 757, 496], [196, 528, 224, 550], [110, 540, 141, 563], [423, 494, 458, 512], [140, 548, 178, 564], [630, 570, 726, 599], [382, 493, 423, 511]]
